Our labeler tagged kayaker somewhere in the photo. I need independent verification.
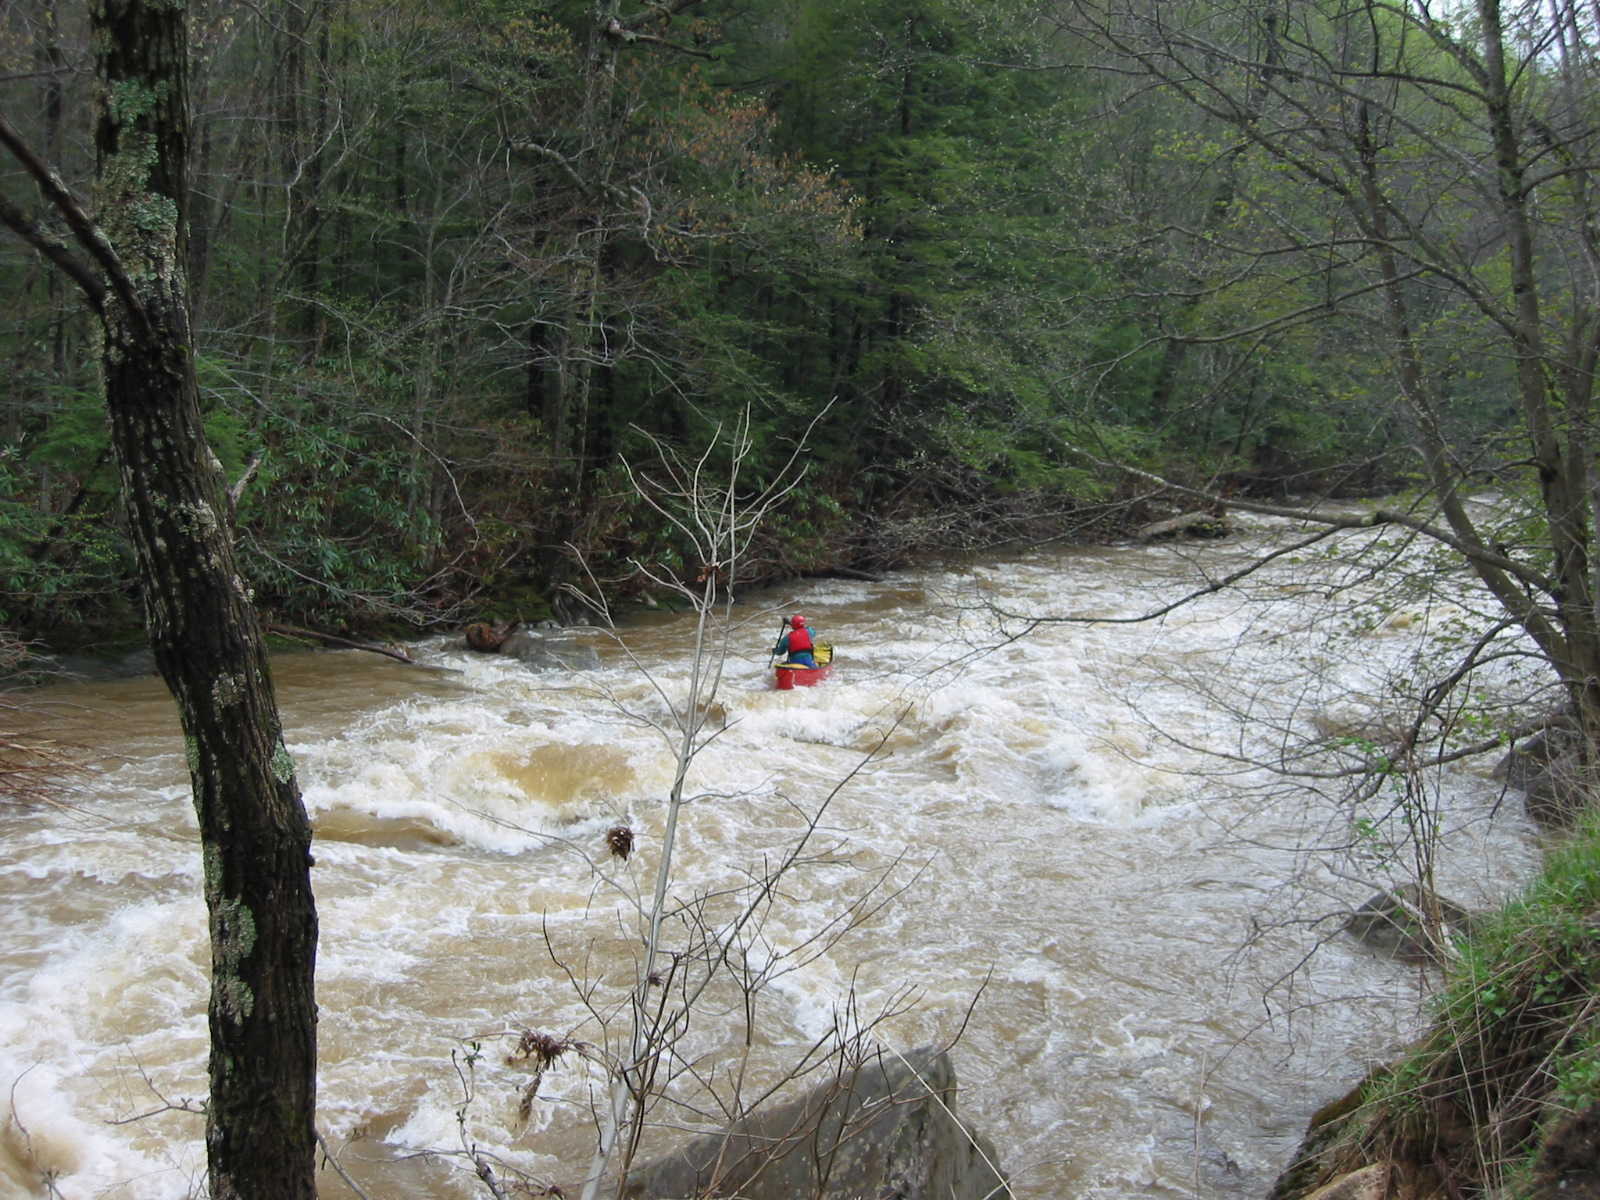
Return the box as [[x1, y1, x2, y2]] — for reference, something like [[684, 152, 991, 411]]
[[773, 614, 817, 667]]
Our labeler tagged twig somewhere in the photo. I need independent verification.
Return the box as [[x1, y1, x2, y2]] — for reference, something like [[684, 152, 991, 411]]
[[315, 1129, 376, 1200], [264, 622, 415, 663]]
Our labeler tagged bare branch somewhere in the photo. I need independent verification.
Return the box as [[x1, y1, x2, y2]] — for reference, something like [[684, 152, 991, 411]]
[[0, 112, 132, 316], [1059, 447, 1556, 598]]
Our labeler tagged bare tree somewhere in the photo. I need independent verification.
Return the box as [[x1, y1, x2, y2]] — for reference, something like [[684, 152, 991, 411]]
[[427, 410, 942, 1200], [1046, 0, 1600, 803]]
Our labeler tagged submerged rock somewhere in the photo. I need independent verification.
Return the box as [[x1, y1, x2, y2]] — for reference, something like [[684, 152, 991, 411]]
[[463, 620, 601, 670], [1343, 883, 1472, 964], [498, 628, 601, 670], [622, 1047, 1011, 1200]]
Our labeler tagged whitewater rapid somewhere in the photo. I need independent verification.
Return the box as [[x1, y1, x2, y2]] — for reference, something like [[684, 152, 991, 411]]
[[0, 514, 1545, 1198]]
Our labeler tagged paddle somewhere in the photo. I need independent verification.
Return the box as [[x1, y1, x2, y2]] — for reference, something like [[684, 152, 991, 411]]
[[767, 616, 789, 669]]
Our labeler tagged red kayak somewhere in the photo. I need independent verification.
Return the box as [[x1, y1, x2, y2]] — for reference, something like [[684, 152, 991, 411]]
[[774, 643, 834, 690]]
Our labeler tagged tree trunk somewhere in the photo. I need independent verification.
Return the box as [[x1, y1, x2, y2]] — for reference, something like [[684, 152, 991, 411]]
[[90, 0, 320, 1195], [1477, 0, 1600, 752]]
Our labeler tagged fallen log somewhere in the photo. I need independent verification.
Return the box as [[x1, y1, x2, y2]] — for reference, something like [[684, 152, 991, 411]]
[[265, 622, 416, 664], [1135, 510, 1231, 542]]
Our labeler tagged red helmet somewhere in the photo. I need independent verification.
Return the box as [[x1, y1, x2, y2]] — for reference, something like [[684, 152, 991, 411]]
[[791, 614, 806, 628]]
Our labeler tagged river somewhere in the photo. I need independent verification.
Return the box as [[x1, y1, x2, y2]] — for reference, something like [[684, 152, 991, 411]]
[[0, 512, 1546, 1199]]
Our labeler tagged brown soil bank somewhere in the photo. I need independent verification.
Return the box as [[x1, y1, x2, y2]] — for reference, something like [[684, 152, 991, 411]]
[[1269, 815, 1600, 1200]]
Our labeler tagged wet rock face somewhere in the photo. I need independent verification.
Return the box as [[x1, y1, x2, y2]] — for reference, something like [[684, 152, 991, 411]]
[[463, 621, 602, 670], [1343, 883, 1473, 964], [623, 1048, 1011, 1200], [1494, 718, 1593, 828]]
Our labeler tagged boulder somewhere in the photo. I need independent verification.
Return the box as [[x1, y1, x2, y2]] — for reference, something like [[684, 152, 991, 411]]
[[1494, 719, 1591, 828], [498, 628, 601, 671], [464, 621, 517, 652], [1344, 883, 1472, 964], [1266, 1071, 1383, 1200], [622, 1047, 1011, 1200], [1303, 1163, 1389, 1200]]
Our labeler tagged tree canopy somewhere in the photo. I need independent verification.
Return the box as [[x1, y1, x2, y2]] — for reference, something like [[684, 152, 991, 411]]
[[2, 0, 1586, 659], [0, 0, 1434, 651]]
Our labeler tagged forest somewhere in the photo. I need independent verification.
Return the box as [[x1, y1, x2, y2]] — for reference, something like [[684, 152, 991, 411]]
[[0, 0, 1442, 653], [6, 2, 1600, 1199]]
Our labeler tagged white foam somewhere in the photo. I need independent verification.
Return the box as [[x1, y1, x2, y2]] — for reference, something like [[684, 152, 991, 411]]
[[0, 516, 1549, 1200]]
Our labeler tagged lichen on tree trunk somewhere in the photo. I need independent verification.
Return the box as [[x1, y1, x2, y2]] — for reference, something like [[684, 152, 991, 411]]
[[90, 0, 321, 1195]]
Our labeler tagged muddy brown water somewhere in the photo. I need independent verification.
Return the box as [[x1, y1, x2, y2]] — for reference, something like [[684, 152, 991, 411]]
[[0, 521, 1543, 1198]]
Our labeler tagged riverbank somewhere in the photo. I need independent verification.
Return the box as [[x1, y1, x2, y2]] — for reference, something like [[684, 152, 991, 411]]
[[1270, 810, 1600, 1200], [5, 484, 1164, 683]]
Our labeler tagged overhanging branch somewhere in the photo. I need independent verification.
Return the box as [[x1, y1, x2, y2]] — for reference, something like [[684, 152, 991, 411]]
[[0, 112, 136, 321], [606, 0, 718, 59], [0, 191, 106, 313]]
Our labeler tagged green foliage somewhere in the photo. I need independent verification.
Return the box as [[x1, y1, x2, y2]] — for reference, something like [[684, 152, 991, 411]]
[[27, 386, 109, 476], [2, 0, 1520, 646], [228, 367, 446, 626], [1348, 814, 1600, 1189], [1553, 1033, 1600, 1108], [0, 383, 132, 633]]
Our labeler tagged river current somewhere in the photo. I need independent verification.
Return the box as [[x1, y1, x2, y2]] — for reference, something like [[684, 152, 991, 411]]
[[0, 513, 1546, 1199]]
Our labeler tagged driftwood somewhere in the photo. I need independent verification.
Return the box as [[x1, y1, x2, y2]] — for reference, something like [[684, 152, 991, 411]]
[[265, 622, 415, 664], [1135, 510, 1231, 542], [227, 451, 264, 508]]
